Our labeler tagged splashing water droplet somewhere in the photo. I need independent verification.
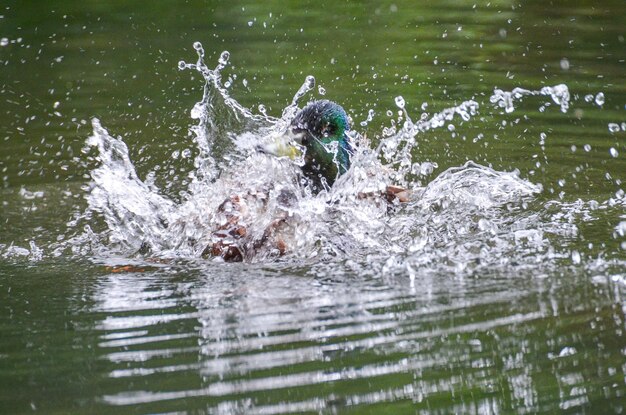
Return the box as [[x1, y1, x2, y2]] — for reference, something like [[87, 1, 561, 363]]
[[219, 51, 230, 66], [360, 109, 375, 127], [76, 43, 577, 274], [193, 41, 204, 57], [190, 102, 204, 119], [305, 75, 314, 88], [490, 85, 570, 114], [608, 123, 620, 133], [541, 84, 570, 113], [490, 88, 516, 113], [595, 92, 605, 106], [177, 60, 187, 70], [395, 96, 405, 109], [609, 147, 618, 158], [318, 86, 326, 95], [289, 75, 315, 107]]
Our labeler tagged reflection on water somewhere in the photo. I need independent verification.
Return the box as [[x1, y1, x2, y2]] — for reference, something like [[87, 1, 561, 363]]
[[87, 265, 624, 413]]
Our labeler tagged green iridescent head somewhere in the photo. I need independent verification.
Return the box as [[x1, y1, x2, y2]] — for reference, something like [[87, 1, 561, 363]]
[[289, 100, 353, 191]]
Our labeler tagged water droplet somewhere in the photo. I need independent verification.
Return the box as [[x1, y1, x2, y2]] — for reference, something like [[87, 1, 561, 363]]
[[609, 147, 618, 158], [419, 161, 436, 175], [258, 104, 267, 116], [193, 41, 204, 57], [560, 58, 570, 70], [608, 123, 620, 133], [594, 92, 605, 106], [219, 51, 230, 66], [360, 109, 375, 127], [290, 76, 315, 105], [247, 21, 253, 27], [584, 94, 594, 103], [559, 346, 577, 357], [543, 84, 570, 113], [0, 37, 8, 47], [318, 86, 326, 95], [395, 96, 405, 109], [571, 250, 581, 264], [190, 102, 204, 119], [177, 60, 186, 70], [583, 144, 591, 152]]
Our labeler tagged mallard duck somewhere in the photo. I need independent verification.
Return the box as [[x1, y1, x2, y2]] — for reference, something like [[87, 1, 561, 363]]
[[207, 100, 409, 261], [280, 100, 408, 201]]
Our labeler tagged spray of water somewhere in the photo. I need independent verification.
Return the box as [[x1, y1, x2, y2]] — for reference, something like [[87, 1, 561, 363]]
[[39, 41, 621, 276]]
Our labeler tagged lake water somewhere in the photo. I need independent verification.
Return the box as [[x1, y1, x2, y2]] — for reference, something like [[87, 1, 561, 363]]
[[1, 1, 625, 414]]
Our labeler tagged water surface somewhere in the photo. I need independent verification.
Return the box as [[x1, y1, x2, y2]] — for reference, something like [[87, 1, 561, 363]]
[[1, 1, 625, 413]]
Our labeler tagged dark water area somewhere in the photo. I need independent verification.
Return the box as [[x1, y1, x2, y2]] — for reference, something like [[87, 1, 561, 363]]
[[1, 0, 625, 414]]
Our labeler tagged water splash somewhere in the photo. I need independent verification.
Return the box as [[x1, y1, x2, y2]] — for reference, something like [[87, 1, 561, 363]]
[[67, 41, 621, 276], [490, 84, 571, 113], [378, 97, 479, 186], [84, 119, 176, 253]]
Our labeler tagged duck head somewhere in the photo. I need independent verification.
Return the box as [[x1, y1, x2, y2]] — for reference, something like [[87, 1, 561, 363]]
[[263, 100, 353, 191]]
